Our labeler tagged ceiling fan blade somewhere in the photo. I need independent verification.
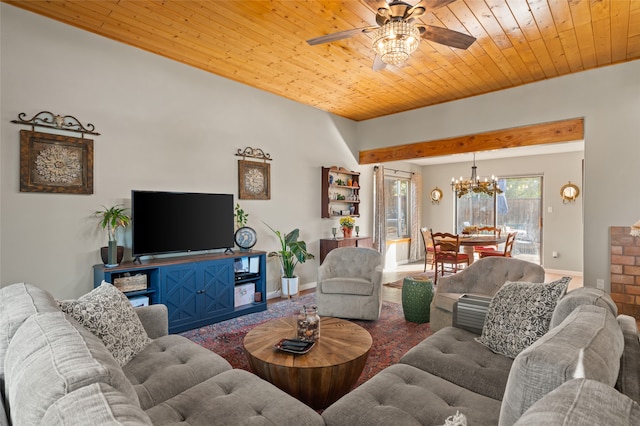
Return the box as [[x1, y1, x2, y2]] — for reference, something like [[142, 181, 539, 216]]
[[421, 0, 458, 11], [372, 55, 387, 71], [418, 25, 476, 49], [306, 26, 375, 46]]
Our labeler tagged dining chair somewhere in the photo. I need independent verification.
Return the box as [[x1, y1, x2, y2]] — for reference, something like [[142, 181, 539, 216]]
[[429, 229, 470, 284], [479, 232, 517, 258], [420, 227, 437, 271], [473, 226, 502, 257]]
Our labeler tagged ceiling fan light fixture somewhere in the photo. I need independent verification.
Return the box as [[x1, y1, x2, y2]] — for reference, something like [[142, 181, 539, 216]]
[[372, 21, 420, 65]]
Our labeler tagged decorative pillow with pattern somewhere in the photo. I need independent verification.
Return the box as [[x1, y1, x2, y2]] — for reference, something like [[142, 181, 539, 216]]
[[59, 281, 151, 366], [476, 277, 571, 358]]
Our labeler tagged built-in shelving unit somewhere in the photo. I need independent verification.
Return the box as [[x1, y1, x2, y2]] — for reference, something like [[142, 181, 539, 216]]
[[321, 166, 360, 219]]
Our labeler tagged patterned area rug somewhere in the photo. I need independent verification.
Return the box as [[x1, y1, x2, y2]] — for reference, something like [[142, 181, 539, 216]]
[[384, 271, 435, 289], [180, 293, 432, 388]]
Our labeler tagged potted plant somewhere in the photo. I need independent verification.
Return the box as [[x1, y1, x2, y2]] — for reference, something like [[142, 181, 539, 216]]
[[340, 216, 355, 238], [94, 204, 131, 267], [235, 203, 249, 229], [265, 223, 314, 297]]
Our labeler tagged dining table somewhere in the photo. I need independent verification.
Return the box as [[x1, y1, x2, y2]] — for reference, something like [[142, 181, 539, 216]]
[[440, 235, 507, 264]]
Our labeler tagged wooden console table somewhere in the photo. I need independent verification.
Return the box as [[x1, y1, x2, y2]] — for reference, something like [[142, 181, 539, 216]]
[[319, 236, 373, 264]]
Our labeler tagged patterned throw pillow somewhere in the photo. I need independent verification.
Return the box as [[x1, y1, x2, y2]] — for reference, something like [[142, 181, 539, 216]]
[[60, 281, 152, 366], [476, 277, 571, 358]]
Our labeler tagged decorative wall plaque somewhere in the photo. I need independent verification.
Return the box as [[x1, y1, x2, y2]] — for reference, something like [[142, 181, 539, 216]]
[[236, 146, 272, 200], [20, 130, 93, 194], [238, 160, 270, 200]]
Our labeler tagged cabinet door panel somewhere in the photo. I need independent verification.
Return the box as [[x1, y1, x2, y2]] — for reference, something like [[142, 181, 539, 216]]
[[200, 260, 234, 319], [162, 265, 199, 329]]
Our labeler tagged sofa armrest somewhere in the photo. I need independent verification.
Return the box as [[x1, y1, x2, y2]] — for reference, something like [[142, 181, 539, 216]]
[[135, 304, 169, 339]]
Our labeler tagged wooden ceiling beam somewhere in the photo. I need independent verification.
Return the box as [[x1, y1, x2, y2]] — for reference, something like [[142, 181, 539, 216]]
[[358, 117, 584, 164]]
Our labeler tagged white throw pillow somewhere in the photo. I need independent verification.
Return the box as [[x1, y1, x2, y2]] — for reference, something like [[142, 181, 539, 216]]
[[60, 281, 151, 366], [476, 277, 571, 358]]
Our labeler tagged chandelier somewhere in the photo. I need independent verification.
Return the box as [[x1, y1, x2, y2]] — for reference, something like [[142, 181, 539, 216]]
[[372, 20, 420, 65], [451, 153, 502, 198]]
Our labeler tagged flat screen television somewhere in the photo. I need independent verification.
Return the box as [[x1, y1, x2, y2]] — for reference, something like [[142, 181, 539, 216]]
[[131, 190, 234, 257]]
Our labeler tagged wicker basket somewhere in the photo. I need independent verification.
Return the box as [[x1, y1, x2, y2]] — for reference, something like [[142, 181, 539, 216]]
[[113, 274, 147, 292]]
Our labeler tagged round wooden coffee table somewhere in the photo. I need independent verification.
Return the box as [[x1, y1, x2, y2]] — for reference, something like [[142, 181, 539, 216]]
[[243, 316, 372, 409]]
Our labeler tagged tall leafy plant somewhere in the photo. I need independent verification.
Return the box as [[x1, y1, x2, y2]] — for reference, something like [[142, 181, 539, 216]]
[[264, 223, 314, 278]]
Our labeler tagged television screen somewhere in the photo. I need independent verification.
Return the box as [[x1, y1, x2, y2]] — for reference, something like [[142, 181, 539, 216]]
[[132, 190, 234, 257]]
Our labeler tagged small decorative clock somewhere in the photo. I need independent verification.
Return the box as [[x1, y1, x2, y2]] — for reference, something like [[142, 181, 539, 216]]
[[238, 160, 270, 200], [235, 226, 257, 250]]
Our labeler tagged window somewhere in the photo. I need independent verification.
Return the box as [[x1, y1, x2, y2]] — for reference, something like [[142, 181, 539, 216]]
[[385, 176, 411, 239], [455, 176, 543, 264]]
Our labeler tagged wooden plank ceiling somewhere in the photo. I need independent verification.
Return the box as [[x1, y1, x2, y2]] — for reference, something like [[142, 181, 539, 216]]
[[5, 0, 640, 122]]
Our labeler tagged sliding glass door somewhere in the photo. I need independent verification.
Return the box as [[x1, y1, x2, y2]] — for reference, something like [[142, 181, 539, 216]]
[[455, 175, 543, 264], [496, 176, 542, 264]]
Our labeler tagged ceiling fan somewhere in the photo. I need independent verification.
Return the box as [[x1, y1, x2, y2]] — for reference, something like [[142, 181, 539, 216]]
[[306, 0, 476, 71]]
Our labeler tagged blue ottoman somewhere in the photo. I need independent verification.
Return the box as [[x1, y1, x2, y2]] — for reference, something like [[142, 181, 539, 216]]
[[402, 276, 434, 323]]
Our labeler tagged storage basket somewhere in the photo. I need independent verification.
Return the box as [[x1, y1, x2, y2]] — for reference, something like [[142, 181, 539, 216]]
[[113, 274, 147, 292]]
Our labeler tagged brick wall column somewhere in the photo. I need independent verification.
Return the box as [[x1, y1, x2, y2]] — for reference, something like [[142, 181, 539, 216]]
[[610, 226, 640, 319]]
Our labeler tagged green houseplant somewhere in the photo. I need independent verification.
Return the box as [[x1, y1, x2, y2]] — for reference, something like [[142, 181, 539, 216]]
[[264, 223, 314, 297], [94, 204, 131, 267], [234, 203, 249, 229]]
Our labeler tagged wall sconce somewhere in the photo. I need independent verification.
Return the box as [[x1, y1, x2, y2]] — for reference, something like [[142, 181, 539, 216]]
[[430, 187, 443, 205], [630, 220, 640, 237], [560, 181, 580, 204]]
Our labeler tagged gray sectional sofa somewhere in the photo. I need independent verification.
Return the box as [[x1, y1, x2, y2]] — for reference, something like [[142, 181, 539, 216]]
[[3, 278, 639, 425], [0, 283, 324, 426], [322, 285, 640, 425]]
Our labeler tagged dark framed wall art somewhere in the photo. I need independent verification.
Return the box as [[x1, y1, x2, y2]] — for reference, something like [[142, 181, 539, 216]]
[[20, 130, 93, 194], [238, 159, 270, 200]]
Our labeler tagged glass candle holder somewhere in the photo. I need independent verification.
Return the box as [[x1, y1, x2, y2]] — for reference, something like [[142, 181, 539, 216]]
[[296, 305, 320, 342]]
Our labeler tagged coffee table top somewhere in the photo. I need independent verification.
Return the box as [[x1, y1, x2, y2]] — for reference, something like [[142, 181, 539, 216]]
[[243, 316, 372, 368]]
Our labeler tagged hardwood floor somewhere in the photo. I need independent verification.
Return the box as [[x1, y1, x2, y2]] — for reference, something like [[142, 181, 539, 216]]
[[272, 261, 584, 306]]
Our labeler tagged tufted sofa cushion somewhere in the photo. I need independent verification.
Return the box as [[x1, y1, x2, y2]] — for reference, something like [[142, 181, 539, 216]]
[[145, 369, 325, 426], [322, 363, 501, 426], [0, 283, 60, 386], [499, 305, 625, 426], [123, 334, 232, 410], [42, 383, 152, 425], [550, 286, 618, 329], [400, 326, 514, 400], [4, 311, 139, 425], [514, 379, 640, 426]]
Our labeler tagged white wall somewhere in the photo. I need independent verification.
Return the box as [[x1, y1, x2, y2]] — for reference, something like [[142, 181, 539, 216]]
[[2, 4, 638, 296], [0, 5, 371, 299], [358, 61, 640, 289], [422, 151, 584, 272]]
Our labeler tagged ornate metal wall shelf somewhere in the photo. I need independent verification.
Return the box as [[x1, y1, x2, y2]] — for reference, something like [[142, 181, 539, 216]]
[[11, 111, 100, 137], [235, 146, 272, 162]]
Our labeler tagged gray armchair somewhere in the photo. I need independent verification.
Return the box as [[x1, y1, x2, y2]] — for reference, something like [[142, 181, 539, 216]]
[[430, 257, 545, 332], [317, 247, 384, 320]]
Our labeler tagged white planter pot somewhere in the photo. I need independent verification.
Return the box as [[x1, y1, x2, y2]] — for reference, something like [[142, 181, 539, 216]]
[[281, 276, 299, 297]]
